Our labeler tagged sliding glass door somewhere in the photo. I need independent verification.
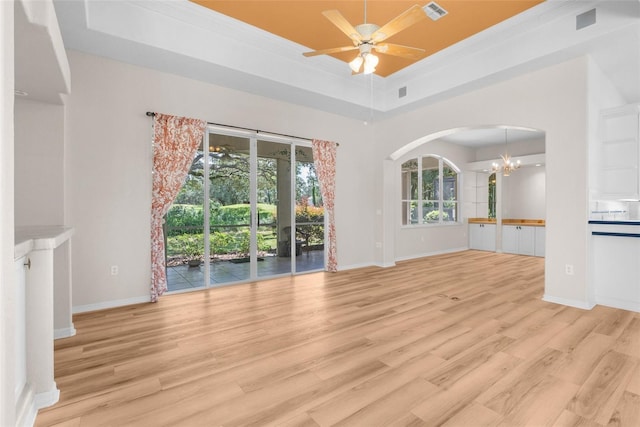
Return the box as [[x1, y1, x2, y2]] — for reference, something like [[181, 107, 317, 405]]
[[255, 140, 292, 278], [164, 126, 324, 292], [207, 133, 252, 284]]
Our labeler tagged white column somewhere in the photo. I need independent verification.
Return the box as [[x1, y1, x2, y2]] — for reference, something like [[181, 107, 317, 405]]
[[25, 249, 60, 409], [0, 1, 16, 425]]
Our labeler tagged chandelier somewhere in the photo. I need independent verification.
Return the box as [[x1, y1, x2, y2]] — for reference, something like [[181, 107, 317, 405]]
[[492, 129, 520, 176]]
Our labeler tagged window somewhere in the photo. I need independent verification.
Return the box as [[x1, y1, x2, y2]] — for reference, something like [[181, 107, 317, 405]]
[[401, 155, 459, 225]]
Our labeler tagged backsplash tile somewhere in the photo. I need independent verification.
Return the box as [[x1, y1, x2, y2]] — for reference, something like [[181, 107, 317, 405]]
[[590, 200, 640, 221]]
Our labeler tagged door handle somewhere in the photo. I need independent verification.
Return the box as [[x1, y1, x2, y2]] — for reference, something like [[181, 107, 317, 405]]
[[24, 258, 31, 270]]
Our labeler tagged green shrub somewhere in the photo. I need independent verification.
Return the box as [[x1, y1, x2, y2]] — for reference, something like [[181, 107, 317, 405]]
[[424, 210, 448, 222], [210, 231, 235, 254], [167, 234, 203, 259], [165, 204, 204, 236]]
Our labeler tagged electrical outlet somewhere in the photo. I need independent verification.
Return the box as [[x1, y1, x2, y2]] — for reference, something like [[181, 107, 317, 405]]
[[375, 242, 382, 248], [110, 265, 119, 276], [565, 264, 574, 276]]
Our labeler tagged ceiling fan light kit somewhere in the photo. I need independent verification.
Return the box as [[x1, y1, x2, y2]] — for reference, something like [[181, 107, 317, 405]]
[[303, 1, 441, 75], [348, 55, 363, 73], [349, 43, 379, 74]]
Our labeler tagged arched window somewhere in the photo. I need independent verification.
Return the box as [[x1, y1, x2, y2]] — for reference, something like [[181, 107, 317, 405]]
[[401, 155, 459, 225]]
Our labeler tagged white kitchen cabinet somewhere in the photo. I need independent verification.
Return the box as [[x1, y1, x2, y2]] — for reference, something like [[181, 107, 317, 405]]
[[590, 224, 640, 312], [469, 223, 496, 251], [534, 227, 545, 257], [502, 225, 535, 256], [596, 104, 640, 200]]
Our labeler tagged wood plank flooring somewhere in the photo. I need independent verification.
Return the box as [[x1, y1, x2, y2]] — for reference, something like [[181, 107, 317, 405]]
[[36, 250, 640, 426]]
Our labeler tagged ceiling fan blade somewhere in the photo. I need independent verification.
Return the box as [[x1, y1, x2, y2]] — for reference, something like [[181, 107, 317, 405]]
[[322, 9, 362, 44], [374, 43, 425, 60], [303, 46, 359, 57], [371, 5, 426, 42]]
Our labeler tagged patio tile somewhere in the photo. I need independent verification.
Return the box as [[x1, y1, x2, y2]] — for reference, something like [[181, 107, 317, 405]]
[[167, 250, 325, 292]]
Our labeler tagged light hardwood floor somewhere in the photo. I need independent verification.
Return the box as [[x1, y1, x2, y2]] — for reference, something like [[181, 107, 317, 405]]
[[37, 250, 640, 426]]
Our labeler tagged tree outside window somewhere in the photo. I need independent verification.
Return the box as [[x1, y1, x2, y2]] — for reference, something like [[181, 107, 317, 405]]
[[401, 155, 459, 225]]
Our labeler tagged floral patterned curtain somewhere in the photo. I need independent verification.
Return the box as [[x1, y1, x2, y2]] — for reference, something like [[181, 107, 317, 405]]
[[151, 113, 206, 301], [311, 139, 338, 272]]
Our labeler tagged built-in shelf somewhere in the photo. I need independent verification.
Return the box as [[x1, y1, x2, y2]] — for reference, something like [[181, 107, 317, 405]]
[[15, 226, 74, 259], [13, 225, 74, 426]]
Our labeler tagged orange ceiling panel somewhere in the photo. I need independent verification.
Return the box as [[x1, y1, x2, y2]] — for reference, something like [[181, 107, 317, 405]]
[[190, 1, 545, 77]]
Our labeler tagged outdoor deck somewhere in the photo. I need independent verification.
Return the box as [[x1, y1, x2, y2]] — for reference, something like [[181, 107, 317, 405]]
[[167, 249, 325, 291]]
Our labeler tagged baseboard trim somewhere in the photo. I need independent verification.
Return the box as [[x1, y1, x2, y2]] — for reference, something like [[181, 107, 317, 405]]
[[542, 294, 596, 311], [395, 247, 468, 262], [15, 385, 36, 427], [595, 296, 640, 313], [373, 262, 397, 268], [338, 262, 376, 272], [34, 386, 60, 410], [54, 325, 76, 339], [73, 295, 151, 314]]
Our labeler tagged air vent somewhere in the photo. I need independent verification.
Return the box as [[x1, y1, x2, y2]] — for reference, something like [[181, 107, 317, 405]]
[[423, 1, 448, 21], [399, 86, 407, 98], [576, 9, 596, 30]]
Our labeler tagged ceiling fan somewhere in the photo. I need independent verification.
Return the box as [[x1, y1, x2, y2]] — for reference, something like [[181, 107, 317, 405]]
[[303, 1, 429, 75]]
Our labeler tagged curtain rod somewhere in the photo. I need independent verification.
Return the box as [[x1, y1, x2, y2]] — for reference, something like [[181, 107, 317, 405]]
[[146, 111, 338, 146]]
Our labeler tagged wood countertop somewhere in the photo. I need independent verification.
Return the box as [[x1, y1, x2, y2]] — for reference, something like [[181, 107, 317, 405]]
[[502, 219, 545, 227], [468, 218, 497, 224], [468, 218, 545, 226]]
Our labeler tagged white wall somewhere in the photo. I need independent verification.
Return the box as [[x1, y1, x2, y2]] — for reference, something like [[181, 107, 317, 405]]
[[474, 138, 545, 161], [0, 1, 15, 425], [66, 50, 375, 310], [14, 99, 65, 225], [374, 57, 591, 309], [502, 166, 546, 219]]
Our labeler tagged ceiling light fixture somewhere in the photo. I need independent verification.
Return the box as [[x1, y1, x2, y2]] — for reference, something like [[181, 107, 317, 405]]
[[492, 129, 520, 176], [349, 43, 379, 74]]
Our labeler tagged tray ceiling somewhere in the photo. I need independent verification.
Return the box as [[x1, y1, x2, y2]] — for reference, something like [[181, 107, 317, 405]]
[[190, 0, 544, 77]]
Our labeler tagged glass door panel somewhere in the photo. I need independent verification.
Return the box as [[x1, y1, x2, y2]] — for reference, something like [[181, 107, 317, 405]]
[[422, 156, 440, 223], [256, 140, 292, 277], [208, 133, 251, 285], [164, 146, 206, 291], [296, 146, 325, 273]]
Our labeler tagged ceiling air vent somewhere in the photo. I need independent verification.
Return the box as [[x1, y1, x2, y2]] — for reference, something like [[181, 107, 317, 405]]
[[576, 9, 596, 30], [423, 1, 448, 21]]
